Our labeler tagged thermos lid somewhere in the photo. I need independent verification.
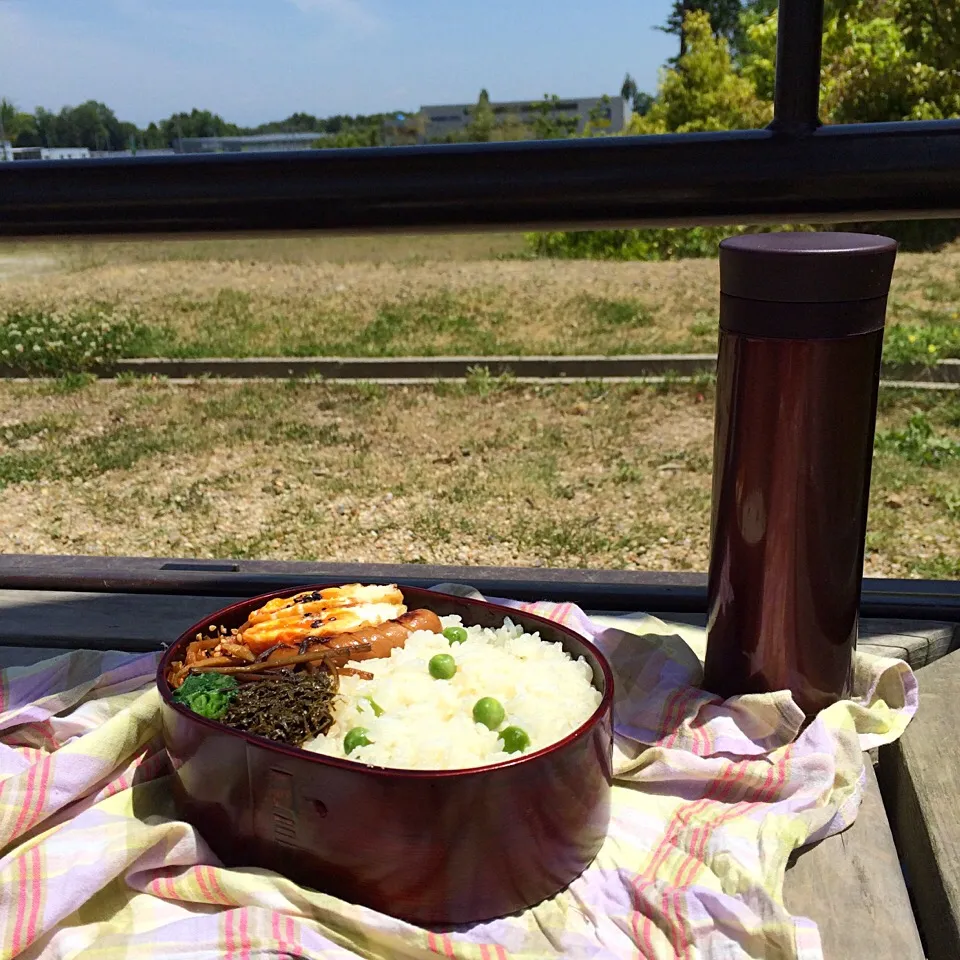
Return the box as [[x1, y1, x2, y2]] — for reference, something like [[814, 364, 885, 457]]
[[720, 232, 898, 304]]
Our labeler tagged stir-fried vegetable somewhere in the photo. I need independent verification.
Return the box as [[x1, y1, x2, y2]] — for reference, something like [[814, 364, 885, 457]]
[[171, 673, 239, 720], [361, 696, 385, 717], [222, 670, 339, 746], [344, 727, 372, 754]]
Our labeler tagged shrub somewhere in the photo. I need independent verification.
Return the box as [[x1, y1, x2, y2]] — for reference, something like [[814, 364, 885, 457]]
[[526, 224, 813, 262], [0, 305, 153, 376]]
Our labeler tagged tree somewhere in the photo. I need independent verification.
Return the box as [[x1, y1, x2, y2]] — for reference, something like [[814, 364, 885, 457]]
[[659, 0, 745, 60], [632, 92, 655, 116], [142, 122, 166, 150], [465, 88, 495, 142], [737, 0, 960, 123], [898, 0, 959, 71], [529, 94, 579, 140], [0, 99, 16, 141], [634, 10, 772, 134], [252, 112, 321, 135], [585, 95, 614, 136], [621, 74, 655, 116], [159, 109, 239, 147]]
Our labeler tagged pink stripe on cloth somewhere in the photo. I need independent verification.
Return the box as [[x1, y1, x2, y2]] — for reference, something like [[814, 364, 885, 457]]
[[223, 907, 235, 960], [26, 845, 42, 948], [7, 761, 38, 848], [11, 847, 29, 957], [237, 907, 251, 960]]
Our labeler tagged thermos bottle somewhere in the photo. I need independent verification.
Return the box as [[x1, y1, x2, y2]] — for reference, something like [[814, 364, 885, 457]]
[[702, 232, 898, 716]]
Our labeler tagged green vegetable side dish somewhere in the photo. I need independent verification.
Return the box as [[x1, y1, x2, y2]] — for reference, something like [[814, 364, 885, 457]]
[[443, 626, 468, 645], [361, 696, 385, 717], [472, 697, 506, 730], [429, 654, 457, 680], [498, 726, 530, 755], [171, 673, 239, 720], [344, 727, 373, 755]]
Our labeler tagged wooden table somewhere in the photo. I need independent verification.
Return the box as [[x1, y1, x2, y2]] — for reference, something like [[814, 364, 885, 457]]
[[2, 575, 957, 959]]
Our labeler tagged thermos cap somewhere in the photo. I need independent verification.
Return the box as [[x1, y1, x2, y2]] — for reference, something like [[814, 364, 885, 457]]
[[720, 232, 898, 305]]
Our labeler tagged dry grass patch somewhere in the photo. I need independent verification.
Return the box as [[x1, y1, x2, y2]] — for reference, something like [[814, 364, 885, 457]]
[[3, 236, 959, 362], [1, 379, 958, 577], [0, 256, 721, 359]]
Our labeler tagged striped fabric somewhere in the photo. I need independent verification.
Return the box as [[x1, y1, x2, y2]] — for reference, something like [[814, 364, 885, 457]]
[[0, 598, 916, 960]]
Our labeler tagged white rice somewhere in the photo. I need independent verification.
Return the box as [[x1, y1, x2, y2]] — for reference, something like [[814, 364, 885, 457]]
[[303, 615, 602, 770]]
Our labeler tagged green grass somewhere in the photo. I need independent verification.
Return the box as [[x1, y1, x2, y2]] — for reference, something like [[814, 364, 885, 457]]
[[0, 379, 958, 576], [875, 412, 960, 466], [572, 294, 654, 331]]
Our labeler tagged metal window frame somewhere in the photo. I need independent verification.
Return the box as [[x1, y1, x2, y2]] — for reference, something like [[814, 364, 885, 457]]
[[2, 0, 960, 238], [0, 0, 958, 621]]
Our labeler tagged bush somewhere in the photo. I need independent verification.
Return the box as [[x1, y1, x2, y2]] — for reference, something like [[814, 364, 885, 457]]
[[0, 305, 153, 376], [883, 323, 960, 367], [526, 224, 813, 262]]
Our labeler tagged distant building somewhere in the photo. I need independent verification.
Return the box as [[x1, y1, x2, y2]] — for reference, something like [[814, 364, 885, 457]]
[[89, 148, 177, 159], [175, 132, 326, 154], [420, 96, 630, 141], [1, 143, 91, 161]]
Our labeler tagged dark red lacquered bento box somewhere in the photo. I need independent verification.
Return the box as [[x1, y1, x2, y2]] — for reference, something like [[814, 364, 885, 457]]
[[158, 584, 614, 925]]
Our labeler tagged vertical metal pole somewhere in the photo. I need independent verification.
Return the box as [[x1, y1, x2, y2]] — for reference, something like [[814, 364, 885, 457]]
[[770, 0, 826, 135]]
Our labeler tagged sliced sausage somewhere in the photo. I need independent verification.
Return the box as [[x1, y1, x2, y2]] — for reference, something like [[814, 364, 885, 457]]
[[308, 608, 444, 662]]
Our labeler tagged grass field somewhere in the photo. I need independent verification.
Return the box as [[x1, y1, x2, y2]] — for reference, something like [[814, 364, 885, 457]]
[[1, 377, 957, 578], [2, 234, 959, 578], [1, 234, 959, 364]]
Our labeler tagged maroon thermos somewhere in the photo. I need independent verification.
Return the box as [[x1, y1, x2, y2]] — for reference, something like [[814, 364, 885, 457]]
[[703, 232, 898, 716]]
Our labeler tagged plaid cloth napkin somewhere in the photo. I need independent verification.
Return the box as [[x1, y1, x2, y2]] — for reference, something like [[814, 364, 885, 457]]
[[0, 591, 916, 960]]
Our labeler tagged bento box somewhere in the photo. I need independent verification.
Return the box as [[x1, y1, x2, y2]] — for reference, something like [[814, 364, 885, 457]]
[[158, 584, 614, 925]]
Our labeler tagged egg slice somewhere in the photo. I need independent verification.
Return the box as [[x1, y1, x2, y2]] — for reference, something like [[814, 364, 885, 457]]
[[238, 583, 407, 654]]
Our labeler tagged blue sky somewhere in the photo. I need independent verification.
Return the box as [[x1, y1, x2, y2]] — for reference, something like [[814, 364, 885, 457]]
[[0, 0, 677, 126]]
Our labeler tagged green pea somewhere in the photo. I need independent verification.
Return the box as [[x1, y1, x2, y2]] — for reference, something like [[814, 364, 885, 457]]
[[361, 696, 384, 717], [498, 726, 530, 755], [429, 653, 457, 680], [344, 727, 372, 755], [443, 626, 468, 645], [472, 697, 506, 730]]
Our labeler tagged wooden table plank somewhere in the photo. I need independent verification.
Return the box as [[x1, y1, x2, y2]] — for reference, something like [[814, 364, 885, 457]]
[[0, 590, 226, 651], [880, 646, 960, 960], [783, 759, 923, 959], [3, 556, 960, 621], [859, 617, 959, 668], [627, 610, 957, 671], [0, 646, 128, 668], [0, 590, 956, 669]]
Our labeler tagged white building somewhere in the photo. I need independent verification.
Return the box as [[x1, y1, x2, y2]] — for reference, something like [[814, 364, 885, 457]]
[[420, 96, 630, 141], [0, 143, 91, 161]]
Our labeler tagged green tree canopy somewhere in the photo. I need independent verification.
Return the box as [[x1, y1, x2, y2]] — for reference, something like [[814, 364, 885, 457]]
[[660, 0, 746, 59], [634, 10, 772, 133]]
